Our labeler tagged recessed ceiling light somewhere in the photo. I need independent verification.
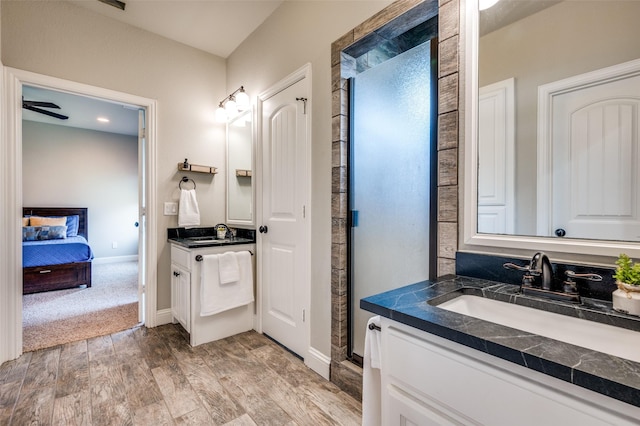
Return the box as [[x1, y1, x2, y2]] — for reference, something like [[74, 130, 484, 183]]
[[97, 117, 110, 123]]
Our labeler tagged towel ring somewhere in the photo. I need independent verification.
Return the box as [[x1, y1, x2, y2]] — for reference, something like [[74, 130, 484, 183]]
[[179, 176, 196, 190]]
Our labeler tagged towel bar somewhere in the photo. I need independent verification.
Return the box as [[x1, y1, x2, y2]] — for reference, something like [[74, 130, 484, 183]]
[[195, 251, 253, 262], [368, 323, 381, 331]]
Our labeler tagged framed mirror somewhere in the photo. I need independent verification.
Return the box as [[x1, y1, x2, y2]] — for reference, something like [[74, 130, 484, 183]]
[[464, 0, 640, 257], [226, 109, 255, 227]]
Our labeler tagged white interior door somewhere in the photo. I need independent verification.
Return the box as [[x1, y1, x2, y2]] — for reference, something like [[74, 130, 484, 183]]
[[550, 73, 640, 241], [477, 78, 515, 234], [259, 72, 309, 358]]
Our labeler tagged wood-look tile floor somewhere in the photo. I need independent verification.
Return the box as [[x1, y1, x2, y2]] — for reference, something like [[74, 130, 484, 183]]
[[0, 325, 362, 425]]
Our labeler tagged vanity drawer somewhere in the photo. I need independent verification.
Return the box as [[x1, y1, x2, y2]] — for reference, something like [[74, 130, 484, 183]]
[[171, 245, 191, 270]]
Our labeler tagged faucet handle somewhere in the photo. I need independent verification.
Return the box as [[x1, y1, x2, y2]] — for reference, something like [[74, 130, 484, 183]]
[[503, 262, 531, 272], [565, 270, 603, 281]]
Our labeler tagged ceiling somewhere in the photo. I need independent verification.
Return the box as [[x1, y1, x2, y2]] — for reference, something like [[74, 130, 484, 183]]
[[69, 0, 284, 58], [23, 0, 289, 135], [23, 85, 140, 136], [480, 0, 561, 36]]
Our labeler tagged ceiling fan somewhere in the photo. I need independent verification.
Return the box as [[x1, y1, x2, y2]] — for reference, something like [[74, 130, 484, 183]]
[[22, 97, 69, 120]]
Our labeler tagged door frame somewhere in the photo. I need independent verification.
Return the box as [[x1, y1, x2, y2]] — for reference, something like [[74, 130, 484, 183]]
[[1, 67, 158, 362], [255, 63, 312, 359]]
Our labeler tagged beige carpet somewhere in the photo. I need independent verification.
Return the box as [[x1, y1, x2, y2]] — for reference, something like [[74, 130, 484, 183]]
[[22, 261, 140, 352]]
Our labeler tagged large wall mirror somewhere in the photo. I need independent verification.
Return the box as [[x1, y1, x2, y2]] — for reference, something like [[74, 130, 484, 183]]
[[464, 0, 640, 257], [226, 109, 254, 227]]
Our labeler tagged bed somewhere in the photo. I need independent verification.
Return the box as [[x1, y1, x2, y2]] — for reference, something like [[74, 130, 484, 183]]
[[22, 207, 94, 294]]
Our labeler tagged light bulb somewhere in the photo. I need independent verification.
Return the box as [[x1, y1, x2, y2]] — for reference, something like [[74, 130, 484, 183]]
[[215, 106, 228, 123], [479, 0, 500, 11], [236, 90, 249, 111], [225, 99, 238, 118]]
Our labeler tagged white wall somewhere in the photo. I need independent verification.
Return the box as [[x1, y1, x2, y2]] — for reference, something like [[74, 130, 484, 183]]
[[2, 1, 228, 310], [22, 121, 139, 258], [226, 0, 392, 356]]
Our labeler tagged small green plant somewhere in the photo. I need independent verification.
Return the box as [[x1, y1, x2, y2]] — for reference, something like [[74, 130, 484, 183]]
[[614, 254, 640, 286]]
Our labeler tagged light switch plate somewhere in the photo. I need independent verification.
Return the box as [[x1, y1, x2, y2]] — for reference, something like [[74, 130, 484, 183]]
[[164, 202, 178, 216]]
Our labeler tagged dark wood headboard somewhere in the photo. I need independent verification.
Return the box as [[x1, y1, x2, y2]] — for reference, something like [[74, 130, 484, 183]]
[[23, 207, 88, 239]]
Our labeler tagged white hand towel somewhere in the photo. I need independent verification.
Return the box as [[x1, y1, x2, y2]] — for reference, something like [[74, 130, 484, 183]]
[[362, 315, 382, 426], [178, 189, 200, 227], [218, 251, 240, 285], [200, 251, 254, 316]]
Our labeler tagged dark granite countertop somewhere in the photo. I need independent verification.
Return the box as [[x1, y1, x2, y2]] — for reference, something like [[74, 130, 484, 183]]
[[361, 275, 640, 409], [167, 226, 255, 248]]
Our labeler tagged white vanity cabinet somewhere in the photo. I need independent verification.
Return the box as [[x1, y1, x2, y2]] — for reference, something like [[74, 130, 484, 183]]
[[170, 243, 255, 346], [379, 318, 639, 425]]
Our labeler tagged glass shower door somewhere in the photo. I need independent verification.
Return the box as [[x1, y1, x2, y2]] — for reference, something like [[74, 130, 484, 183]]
[[350, 41, 434, 359]]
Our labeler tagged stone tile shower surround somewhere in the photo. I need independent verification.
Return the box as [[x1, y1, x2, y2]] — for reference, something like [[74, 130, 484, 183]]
[[330, 0, 460, 398]]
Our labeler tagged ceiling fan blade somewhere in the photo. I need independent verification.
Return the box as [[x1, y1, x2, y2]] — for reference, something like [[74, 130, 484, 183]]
[[23, 105, 69, 120], [97, 0, 126, 10], [23, 100, 61, 109]]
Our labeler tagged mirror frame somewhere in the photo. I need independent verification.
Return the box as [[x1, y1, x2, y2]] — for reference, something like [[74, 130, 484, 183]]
[[462, 0, 640, 259], [225, 108, 256, 227]]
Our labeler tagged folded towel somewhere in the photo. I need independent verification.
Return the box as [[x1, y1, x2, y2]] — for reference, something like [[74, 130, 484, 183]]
[[362, 315, 382, 426], [200, 251, 254, 316], [178, 189, 200, 228], [218, 251, 240, 285]]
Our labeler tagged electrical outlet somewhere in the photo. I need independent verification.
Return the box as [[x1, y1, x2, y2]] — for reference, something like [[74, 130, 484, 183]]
[[164, 202, 178, 216]]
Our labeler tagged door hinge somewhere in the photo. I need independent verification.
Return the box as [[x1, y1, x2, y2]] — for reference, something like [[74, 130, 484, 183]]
[[303, 205, 306, 218], [302, 309, 306, 322]]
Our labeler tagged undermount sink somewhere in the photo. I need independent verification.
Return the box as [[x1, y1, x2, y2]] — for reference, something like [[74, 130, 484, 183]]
[[435, 294, 640, 363]]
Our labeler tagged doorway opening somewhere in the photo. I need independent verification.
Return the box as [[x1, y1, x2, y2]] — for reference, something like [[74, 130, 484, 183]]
[[21, 85, 144, 351], [2, 67, 158, 362]]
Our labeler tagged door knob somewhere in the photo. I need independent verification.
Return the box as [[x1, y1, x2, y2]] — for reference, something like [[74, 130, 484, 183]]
[[259, 225, 268, 234], [555, 228, 566, 237]]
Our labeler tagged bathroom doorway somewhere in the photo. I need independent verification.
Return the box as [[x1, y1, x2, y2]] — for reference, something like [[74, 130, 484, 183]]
[[348, 20, 439, 362], [2, 67, 158, 362], [21, 85, 144, 352]]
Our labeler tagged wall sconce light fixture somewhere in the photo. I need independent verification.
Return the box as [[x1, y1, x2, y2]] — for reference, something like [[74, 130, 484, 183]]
[[215, 86, 250, 123]]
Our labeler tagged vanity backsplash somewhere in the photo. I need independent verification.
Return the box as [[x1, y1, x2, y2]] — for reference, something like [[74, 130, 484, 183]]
[[455, 252, 617, 302]]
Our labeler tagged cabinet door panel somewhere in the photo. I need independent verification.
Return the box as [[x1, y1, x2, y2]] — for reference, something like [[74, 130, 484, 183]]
[[385, 386, 467, 426], [171, 265, 190, 332]]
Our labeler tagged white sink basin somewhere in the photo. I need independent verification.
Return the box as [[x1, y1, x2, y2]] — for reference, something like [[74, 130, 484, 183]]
[[437, 295, 640, 363]]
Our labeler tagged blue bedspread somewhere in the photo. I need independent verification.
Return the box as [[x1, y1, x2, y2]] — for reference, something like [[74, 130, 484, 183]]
[[23, 236, 94, 268]]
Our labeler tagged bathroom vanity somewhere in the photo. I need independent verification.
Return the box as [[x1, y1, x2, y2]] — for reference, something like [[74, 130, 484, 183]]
[[361, 275, 640, 424], [168, 227, 256, 346]]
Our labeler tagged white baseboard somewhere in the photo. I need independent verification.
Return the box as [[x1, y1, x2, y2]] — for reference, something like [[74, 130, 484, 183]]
[[154, 308, 173, 326], [306, 346, 331, 380], [92, 255, 138, 265]]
